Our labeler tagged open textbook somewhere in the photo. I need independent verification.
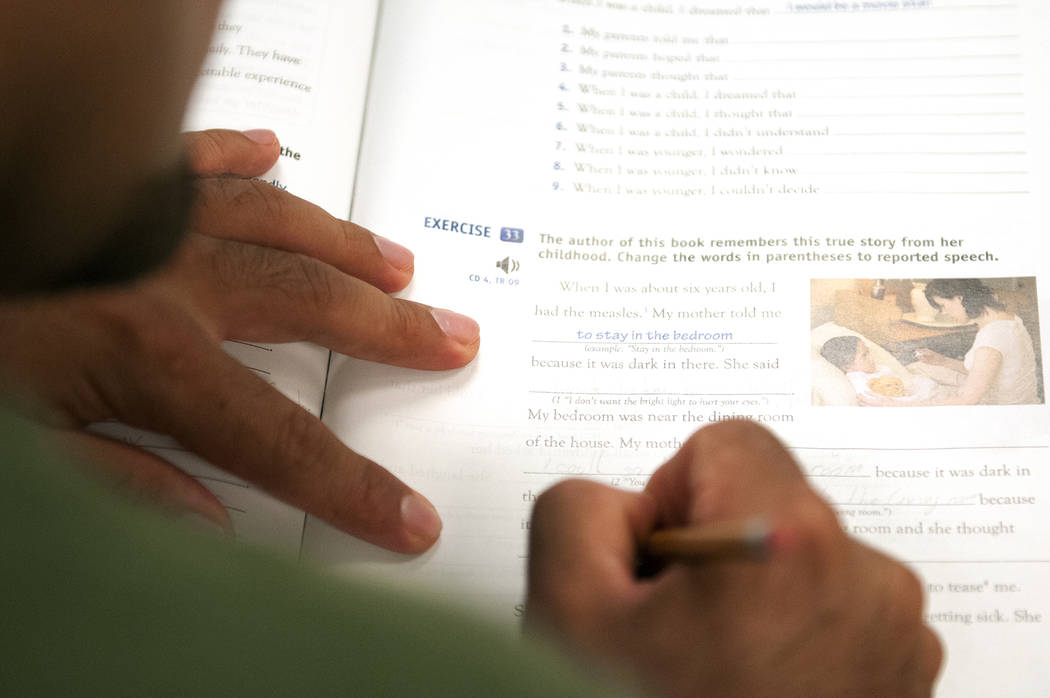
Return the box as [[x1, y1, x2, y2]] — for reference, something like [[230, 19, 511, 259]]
[[100, 0, 1050, 694]]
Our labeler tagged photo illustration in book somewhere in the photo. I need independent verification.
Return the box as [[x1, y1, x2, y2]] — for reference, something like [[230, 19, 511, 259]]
[[810, 277, 1042, 407]]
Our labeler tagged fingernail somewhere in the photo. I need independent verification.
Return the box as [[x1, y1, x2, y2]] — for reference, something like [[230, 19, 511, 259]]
[[400, 493, 442, 543], [430, 308, 480, 346], [373, 234, 414, 272], [242, 128, 277, 145]]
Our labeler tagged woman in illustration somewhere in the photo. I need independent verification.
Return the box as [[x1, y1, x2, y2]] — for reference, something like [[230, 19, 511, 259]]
[[916, 278, 1039, 405]]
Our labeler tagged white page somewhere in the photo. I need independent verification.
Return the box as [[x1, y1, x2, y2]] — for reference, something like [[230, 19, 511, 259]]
[[309, 1, 1050, 694], [95, 0, 379, 551]]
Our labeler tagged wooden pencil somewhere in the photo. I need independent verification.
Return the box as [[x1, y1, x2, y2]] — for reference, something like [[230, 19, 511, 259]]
[[643, 517, 771, 560]]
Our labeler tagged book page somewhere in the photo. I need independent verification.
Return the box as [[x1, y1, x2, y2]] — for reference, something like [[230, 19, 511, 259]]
[[94, 0, 379, 551], [309, 1, 1050, 693]]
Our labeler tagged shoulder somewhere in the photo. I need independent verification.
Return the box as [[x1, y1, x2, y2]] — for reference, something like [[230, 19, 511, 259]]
[[974, 316, 1025, 348]]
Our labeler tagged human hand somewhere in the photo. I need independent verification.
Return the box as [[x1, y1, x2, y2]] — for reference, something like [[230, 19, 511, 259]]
[[0, 128, 479, 552], [525, 421, 941, 697]]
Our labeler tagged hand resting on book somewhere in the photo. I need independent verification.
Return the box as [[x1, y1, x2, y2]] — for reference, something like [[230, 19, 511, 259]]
[[0, 128, 479, 553], [525, 420, 942, 697]]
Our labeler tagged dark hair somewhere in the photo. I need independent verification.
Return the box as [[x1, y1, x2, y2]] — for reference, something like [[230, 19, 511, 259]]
[[820, 335, 861, 371], [924, 278, 1005, 319]]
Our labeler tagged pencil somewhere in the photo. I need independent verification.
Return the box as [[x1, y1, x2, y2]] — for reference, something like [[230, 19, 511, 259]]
[[642, 517, 771, 561]]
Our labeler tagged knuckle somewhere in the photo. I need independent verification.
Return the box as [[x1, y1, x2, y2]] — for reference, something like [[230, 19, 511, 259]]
[[798, 493, 844, 537], [694, 419, 787, 472], [230, 178, 288, 226], [335, 219, 363, 260], [532, 479, 595, 519], [197, 177, 287, 233], [267, 406, 328, 485], [189, 177, 243, 230], [132, 318, 200, 383], [97, 297, 181, 360], [789, 495, 850, 582], [89, 296, 206, 412], [694, 420, 808, 501], [340, 458, 398, 526], [703, 417, 774, 443], [292, 255, 339, 309], [206, 239, 340, 311], [796, 495, 846, 549], [363, 299, 420, 365], [677, 427, 707, 462], [335, 222, 389, 274], [922, 626, 945, 680], [882, 561, 926, 632], [386, 297, 419, 335], [204, 238, 265, 293]]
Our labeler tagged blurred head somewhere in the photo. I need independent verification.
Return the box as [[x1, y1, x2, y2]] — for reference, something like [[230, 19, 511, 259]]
[[0, 1, 222, 294], [820, 335, 875, 374], [924, 279, 1004, 322]]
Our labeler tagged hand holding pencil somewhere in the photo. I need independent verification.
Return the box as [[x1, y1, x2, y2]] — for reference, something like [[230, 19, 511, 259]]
[[525, 421, 941, 698]]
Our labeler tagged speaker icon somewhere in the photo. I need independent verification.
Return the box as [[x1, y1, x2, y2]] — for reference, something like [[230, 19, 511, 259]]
[[495, 257, 520, 274]]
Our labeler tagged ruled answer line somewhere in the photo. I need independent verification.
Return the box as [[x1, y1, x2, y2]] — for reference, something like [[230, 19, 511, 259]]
[[529, 390, 794, 397], [727, 54, 1021, 62], [773, 2, 1019, 12], [737, 35, 1019, 45], [829, 502, 977, 508], [531, 340, 777, 346], [800, 151, 1026, 155], [523, 471, 869, 479], [516, 555, 1048, 563], [827, 190, 1029, 195], [809, 171, 1029, 175], [905, 560, 1050, 564], [927, 3, 1020, 9], [736, 73, 1022, 80], [799, 112, 1024, 117], [523, 471, 642, 477], [830, 131, 1025, 136], [804, 93, 1023, 98], [790, 444, 1047, 451]]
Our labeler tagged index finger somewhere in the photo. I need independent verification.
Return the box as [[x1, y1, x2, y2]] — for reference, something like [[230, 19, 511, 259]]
[[117, 324, 443, 553]]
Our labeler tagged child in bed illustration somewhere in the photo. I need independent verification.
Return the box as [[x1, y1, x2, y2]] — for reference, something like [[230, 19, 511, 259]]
[[819, 335, 937, 405]]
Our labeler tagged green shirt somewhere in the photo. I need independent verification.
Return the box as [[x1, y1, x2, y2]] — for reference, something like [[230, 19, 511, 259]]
[[0, 408, 613, 696]]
